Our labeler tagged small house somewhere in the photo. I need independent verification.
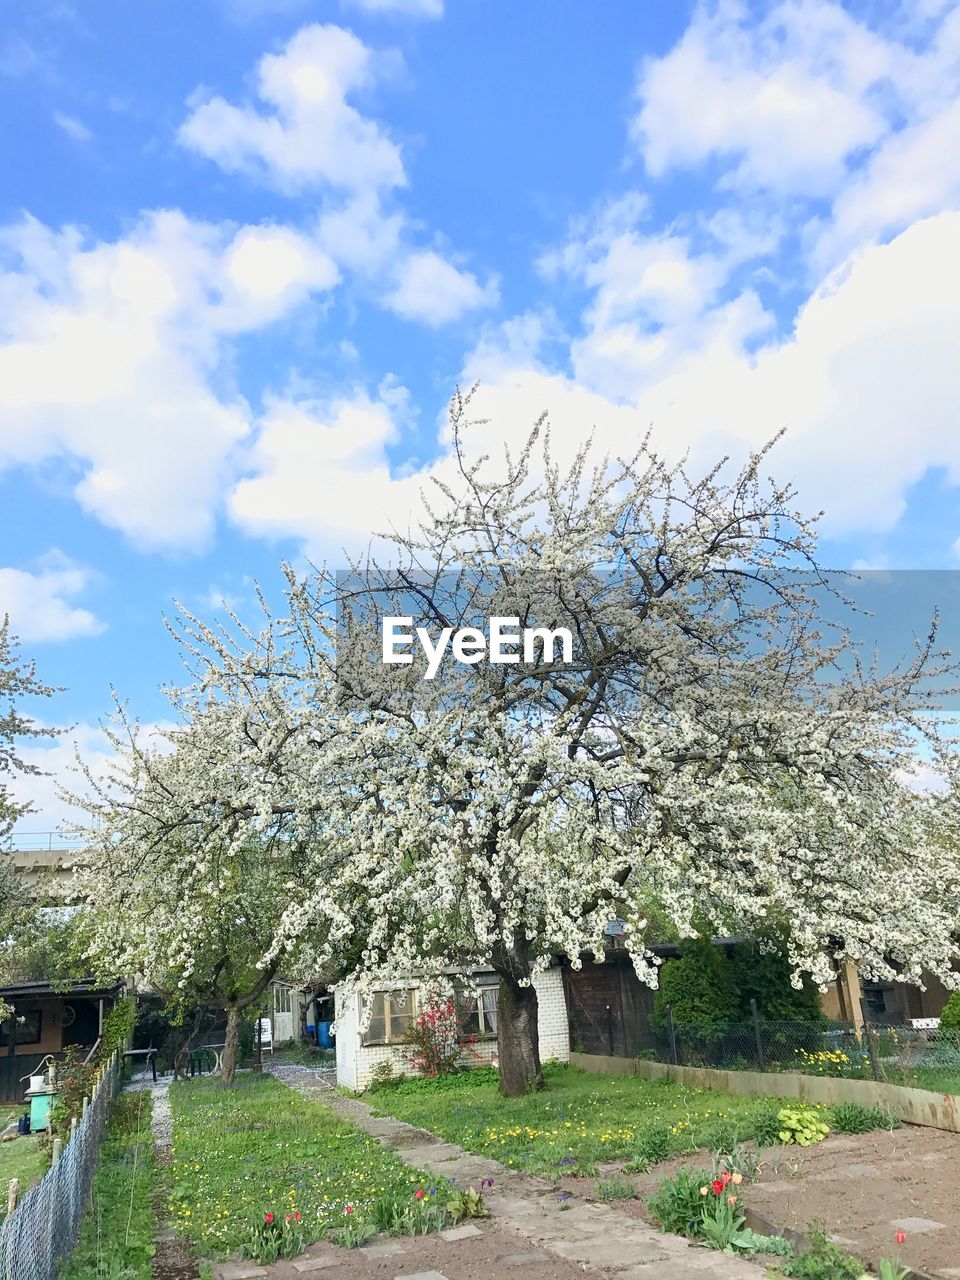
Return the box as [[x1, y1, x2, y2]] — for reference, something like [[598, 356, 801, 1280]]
[[333, 965, 569, 1091], [0, 978, 126, 1103]]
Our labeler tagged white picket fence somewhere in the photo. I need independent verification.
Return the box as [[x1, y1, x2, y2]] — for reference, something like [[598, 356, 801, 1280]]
[[0, 1050, 121, 1279]]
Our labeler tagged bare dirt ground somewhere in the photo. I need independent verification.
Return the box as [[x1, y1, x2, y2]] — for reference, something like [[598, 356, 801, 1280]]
[[218, 1219, 613, 1280], [556, 1126, 960, 1279]]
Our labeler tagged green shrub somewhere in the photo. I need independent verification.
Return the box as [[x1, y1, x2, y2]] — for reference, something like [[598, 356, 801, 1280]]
[[940, 991, 960, 1033], [731, 942, 824, 1024], [830, 1101, 898, 1134], [776, 1106, 830, 1146], [752, 1106, 784, 1147], [647, 1167, 712, 1236], [653, 940, 740, 1029]]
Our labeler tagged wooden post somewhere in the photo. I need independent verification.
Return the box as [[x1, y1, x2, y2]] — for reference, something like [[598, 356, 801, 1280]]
[[82, 1095, 89, 1116], [6, 1178, 18, 1215], [70, 1116, 77, 1143], [52, 1138, 62, 1166]]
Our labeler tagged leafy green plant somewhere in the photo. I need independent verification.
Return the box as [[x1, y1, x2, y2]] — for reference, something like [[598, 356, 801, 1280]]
[[244, 1211, 305, 1262], [328, 1208, 377, 1248], [752, 1105, 785, 1147], [597, 1176, 634, 1201], [369, 1059, 404, 1089], [830, 1101, 898, 1134], [777, 1106, 830, 1146], [782, 1225, 863, 1280], [444, 1181, 492, 1222], [699, 1191, 749, 1251], [647, 1168, 713, 1236], [630, 1125, 673, 1167], [876, 1260, 909, 1280]]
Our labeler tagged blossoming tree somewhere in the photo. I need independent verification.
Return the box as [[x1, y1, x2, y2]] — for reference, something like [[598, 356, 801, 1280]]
[[73, 696, 332, 1083], [79, 396, 960, 1095]]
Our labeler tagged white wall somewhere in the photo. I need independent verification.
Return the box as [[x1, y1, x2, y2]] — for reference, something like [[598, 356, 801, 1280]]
[[334, 967, 569, 1092]]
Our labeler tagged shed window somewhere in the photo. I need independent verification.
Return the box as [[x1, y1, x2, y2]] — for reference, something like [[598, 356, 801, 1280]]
[[462, 987, 499, 1038], [361, 990, 417, 1045], [274, 986, 293, 1016], [2, 1009, 43, 1046]]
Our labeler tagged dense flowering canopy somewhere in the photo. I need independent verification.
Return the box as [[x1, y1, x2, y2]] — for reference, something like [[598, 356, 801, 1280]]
[[77, 395, 960, 1088]]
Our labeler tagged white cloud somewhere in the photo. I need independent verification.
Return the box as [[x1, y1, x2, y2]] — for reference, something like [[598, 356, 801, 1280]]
[[632, 0, 895, 196], [0, 552, 104, 643], [9, 720, 177, 839], [463, 213, 960, 540], [0, 211, 339, 549], [179, 24, 405, 196], [382, 251, 498, 326], [343, 0, 444, 17], [811, 98, 960, 270], [229, 387, 425, 546], [52, 111, 92, 143]]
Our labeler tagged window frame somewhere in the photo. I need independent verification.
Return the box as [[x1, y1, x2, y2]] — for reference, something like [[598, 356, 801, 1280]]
[[461, 985, 499, 1040], [2, 1008, 43, 1046], [360, 989, 418, 1046]]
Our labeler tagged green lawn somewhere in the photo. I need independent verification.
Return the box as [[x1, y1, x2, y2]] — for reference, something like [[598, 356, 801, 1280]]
[[168, 1072, 432, 1259], [61, 1091, 156, 1279], [0, 1105, 48, 1213], [368, 1063, 787, 1176]]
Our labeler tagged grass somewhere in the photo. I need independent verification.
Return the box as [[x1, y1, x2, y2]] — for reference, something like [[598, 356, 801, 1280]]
[[913, 1065, 960, 1095], [61, 1090, 156, 1279], [168, 1071, 433, 1259], [0, 1105, 49, 1214], [368, 1062, 791, 1176]]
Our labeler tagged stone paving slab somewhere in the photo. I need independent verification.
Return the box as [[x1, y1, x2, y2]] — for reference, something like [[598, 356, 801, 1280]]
[[391, 1272, 449, 1280], [439, 1223, 484, 1241], [215, 1266, 268, 1280], [892, 1216, 947, 1233], [291, 1258, 338, 1273]]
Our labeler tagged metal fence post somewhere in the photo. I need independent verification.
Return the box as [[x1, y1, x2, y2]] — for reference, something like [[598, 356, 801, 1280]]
[[667, 1004, 678, 1065], [865, 1022, 882, 1082], [6, 1178, 17, 1215], [750, 998, 766, 1070]]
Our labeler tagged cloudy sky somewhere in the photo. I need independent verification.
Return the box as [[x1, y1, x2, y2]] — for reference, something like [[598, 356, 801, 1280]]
[[2, 0, 960, 833]]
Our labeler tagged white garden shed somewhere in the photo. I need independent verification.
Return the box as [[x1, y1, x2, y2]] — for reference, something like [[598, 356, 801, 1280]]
[[333, 966, 569, 1091]]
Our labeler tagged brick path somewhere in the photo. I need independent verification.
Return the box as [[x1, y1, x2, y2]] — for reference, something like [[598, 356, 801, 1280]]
[[211, 1061, 771, 1280]]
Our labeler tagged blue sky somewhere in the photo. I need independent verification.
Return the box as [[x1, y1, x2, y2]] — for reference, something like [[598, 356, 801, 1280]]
[[2, 0, 960, 833]]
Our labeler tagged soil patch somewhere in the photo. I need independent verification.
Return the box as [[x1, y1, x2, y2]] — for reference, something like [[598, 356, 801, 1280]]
[[219, 1220, 609, 1279], [554, 1127, 960, 1278]]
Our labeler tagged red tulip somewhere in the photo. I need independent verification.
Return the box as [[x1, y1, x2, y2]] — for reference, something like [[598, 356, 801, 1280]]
[[896, 1230, 906, 1245], [264, 1213, 274, 1225]]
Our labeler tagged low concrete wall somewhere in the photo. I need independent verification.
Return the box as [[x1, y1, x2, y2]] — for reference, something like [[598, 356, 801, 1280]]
[[569, 1051, 960, 1133]]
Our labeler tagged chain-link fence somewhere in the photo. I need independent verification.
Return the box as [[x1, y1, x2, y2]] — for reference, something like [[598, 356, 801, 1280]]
[[0, 1050, 121, 1280], [647, 1008, 960, 1093]]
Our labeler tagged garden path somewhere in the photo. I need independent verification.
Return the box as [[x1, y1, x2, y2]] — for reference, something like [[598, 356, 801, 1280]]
[[231, 1061, 771, 1280]]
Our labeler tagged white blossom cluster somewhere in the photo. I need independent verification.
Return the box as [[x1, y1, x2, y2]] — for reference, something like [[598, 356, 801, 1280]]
[[74, 395, 960, 1060]]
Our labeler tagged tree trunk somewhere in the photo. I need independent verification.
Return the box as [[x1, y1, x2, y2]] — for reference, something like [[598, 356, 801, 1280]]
[[493, 938, 544, 1097], [220, 1005, 242, 1085]]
